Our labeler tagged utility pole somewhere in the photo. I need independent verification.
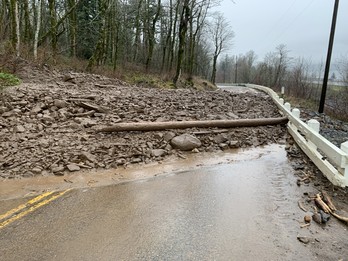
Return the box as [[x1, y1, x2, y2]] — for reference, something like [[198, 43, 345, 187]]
[[234, 56, 238, 83], [319, 0, 339, 113]]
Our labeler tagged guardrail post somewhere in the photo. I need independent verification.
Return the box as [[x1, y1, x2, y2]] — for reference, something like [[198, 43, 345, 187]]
[[292, 108, 300, 118], [281, 86, 285, 95], [307, 119, 320, 150], [284, 102, 291, 111], [308, 119, 320, 133], [290, 108, 300, 131], [279, 98, 284, 105], [340, 141, 348, 179]]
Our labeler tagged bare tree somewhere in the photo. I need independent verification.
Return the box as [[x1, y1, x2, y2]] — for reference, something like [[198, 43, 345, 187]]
[[9, 0, 20, 56], [209, 12, 234, 84], [173, 0, 190, 85]]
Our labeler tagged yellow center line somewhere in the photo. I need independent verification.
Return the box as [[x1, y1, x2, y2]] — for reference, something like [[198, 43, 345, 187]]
[[0, 189, 71, 229], [0, 191, 54, 221]]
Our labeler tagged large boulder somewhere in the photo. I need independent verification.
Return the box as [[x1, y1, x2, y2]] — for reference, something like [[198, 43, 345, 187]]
[[171, 134, 201, 151]]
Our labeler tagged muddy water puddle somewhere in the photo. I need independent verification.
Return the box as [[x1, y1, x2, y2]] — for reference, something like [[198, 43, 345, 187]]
[[0, 144, 284, 201]]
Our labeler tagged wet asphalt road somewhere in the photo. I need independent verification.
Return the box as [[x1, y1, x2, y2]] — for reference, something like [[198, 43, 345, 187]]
[[0, 145, 317, 261]]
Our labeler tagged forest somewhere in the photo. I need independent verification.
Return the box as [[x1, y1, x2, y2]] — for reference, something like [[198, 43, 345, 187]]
[[1, 0, 347, 119], [0, 0, 234, 84]]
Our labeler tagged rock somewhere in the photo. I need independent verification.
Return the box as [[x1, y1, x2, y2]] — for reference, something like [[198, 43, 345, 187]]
[[226, 112, 239, 119], [214, 134, 228, 144], [153, 133, 164, 140], [151, 149, 166, 157], [52, 166, 65, 174], [31, 103, 44, 114], [164, 144, 172, 151], [131, 158, 142, 163], [319, 210, 331, 224], [171, 134, 201, 151], [297, 236, 310, 244], [0, 106, 8, 114], [79, 152, 96, 162], [2, 111, 15, 117], [66, 164, 80, 172], [219, 143, 229, 150], [312, 213, 322, 224], [15, 125, 25, 133], [63, 74, 74, 82], [229, 140, 239, 148], [42, 115, 54, 122], [192, 148, 199, 153], [54, 99, 68, 108], [116, 158, 126, 165], [164, 132, 176, 142], [32, 167, 43, 174], [304, 215, 311, 223], [80, 118, 97, 127]]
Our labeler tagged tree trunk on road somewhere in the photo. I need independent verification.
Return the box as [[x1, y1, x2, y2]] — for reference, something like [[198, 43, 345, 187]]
[[97, 117, 288, 132]]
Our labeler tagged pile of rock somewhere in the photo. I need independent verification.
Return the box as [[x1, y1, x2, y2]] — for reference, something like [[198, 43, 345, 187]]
[[300, 109, 348, 147], [0, 71, 286, 178]]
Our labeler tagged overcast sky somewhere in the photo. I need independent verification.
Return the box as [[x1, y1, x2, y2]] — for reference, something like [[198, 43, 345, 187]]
[[214, 0, 348, 64]]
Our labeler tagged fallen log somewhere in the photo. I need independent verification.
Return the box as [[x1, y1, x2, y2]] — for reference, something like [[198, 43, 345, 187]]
[[97, 116, 288, 133]]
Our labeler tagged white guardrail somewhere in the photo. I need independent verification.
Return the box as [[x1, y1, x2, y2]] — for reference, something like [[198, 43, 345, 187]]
[[245, 84, 348, 188]]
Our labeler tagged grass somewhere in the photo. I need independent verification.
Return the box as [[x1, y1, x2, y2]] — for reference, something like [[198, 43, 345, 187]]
[[124, 71, 176, 89], [0, 72, 21, 89]]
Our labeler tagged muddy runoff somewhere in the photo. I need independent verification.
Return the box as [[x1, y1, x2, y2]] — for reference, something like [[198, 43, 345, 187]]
[[1, 144, 348, 260], [0, 68, 285, 179], [0, 145, 271, 200]]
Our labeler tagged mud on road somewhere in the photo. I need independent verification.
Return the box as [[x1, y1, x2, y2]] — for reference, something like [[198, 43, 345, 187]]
[[0, 66, 285, 179]]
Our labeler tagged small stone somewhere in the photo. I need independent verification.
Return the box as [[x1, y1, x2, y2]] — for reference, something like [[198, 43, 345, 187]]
[[219, 143, 229, 150], [52, 166, 65, 174], [0, 106, 8, 114], [153, 133, 164, 140], [79, 152, 96, 162], [42, 115, 54, 122], [66, 164, 80, 172], [80, 135, 88, 142], [131, 158, 142, 163], [2, 111, 14, 117], [229, 140, 239, 148], [15, 125, 25, 133], [116, 158, 126, 165], [54, 99, 68, 108], [304, 215, 311, 223], [165, 144, 172, 151], [214, 134, 228, 144], [32, 167, 43, 174], [63, 74, 75, 82], [297, 236, 310, 244], [151, 149, 166, 157], [319, 210, 331, 224], [164, 132, 176, 142], [80, 118, 97, 127], [192, 148, 199, 153], [312, 213, 322, 224], [31, 103, 44, 114]]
